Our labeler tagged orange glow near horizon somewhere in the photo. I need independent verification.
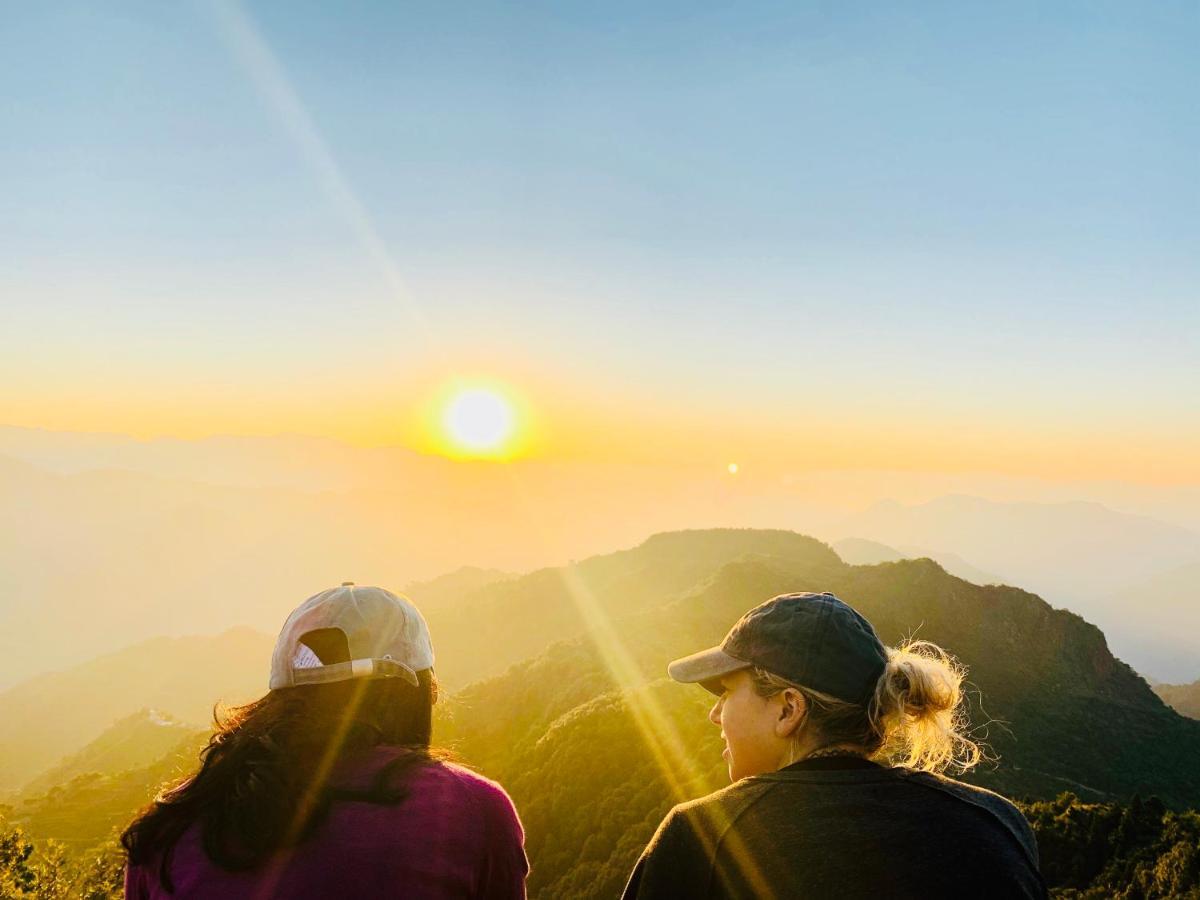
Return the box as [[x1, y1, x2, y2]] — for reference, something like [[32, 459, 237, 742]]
[[0, 379, 1198, 483]]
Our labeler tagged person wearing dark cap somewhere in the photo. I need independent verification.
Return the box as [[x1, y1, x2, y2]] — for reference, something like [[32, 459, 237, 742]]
[[622, 592, 1047, 900], [122, 584, 528, 899]]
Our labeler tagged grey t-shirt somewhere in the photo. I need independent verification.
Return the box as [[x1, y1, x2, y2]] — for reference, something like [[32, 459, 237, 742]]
[[623, 758, 1046, 900]]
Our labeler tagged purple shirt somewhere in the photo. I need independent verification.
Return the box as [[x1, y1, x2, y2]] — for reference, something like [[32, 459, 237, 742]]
[[125, 749, 528, 899]]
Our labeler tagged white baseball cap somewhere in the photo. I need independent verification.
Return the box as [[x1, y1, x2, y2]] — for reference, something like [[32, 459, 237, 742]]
[[268, 583, 435, 690]]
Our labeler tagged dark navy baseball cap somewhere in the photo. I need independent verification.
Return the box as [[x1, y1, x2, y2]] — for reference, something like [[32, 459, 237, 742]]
[[667, 592, 888, 704]]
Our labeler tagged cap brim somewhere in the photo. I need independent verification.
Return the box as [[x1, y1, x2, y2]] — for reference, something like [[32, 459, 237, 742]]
[[667, 647, 749, 694]]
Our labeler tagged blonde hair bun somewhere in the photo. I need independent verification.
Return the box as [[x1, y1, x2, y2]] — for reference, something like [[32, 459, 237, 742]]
[[873, 640, 982, 773]]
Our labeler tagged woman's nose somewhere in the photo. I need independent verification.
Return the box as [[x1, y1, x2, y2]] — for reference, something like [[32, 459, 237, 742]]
[[708, 698, 722, 725]]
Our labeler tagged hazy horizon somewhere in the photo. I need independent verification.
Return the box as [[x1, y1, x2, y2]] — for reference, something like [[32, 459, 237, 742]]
[[2, 422, 1198, 689]]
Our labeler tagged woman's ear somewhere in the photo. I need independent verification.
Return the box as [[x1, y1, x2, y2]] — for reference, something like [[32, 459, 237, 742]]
[[774, 688, 807, 738]]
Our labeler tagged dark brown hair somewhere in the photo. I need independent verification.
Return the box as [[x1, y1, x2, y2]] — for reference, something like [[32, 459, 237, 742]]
[[122, 671, 439, 893]]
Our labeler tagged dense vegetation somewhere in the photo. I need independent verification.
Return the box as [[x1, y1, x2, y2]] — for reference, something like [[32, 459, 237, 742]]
[[4, 787, 1198, 897], [3, 529, 1198, 897], [0, 823, 121, 899], [1026, 793, 1200, 898]]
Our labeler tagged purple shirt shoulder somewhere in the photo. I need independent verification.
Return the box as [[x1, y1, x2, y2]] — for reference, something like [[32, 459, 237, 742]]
[[125, 748, 527, 899]]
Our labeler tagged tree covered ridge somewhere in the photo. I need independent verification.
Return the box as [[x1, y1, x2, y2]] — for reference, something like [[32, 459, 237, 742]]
[[3, 791, 1198, 898], [1025, 793, 1200, 899], [3, 528, 1199, 896]]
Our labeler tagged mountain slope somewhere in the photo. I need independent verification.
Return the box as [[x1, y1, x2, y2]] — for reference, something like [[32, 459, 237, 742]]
[[20, 709, 195, 798], [403, 566, 513, 611], [12, 730, 207, 847], [445, 550, 1200, 808], [0, 530, 838, 789], [832, 537, 906, 565], [9, 529, 1200, 898], [833, 537, 1003, 584], [437, 550, 1200, 897], [837, 494, 1200, 679], [421, 529, 841, 689], [1155, 680, 1200, 719], [0, 628, 270, 793]]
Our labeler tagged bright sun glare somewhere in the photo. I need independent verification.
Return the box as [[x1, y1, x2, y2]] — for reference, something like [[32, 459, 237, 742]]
[[442, 388, 516, 455]]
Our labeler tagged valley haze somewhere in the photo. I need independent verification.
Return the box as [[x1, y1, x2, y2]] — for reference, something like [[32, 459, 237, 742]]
[[2, 425, 1197, 690]]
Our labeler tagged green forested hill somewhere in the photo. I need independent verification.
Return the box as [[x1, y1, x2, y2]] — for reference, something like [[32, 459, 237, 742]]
[[4, 528, 1199, 898], [20, 710, 195, 800], [0, 628, 271, 794], [0, 530, 842, 796], [434, 544, 1200, 896], [421, 529, 842, 689], [1025, 793, 1200, 898], [11, 731, 206, 848], [444, 548, 1200, 807]]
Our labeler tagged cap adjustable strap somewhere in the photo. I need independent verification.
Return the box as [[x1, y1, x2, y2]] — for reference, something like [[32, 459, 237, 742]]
[[291, 657, 419, 687]]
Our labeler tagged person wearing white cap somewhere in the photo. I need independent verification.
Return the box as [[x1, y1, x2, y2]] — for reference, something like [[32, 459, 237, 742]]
[[122, 584, 528, 899]]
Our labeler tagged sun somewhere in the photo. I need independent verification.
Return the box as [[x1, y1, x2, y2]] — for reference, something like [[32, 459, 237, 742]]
[[441, 388, 516, 456]]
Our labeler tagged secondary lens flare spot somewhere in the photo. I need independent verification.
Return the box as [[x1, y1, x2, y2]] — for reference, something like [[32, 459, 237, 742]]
[[442, 389, 515, 454]]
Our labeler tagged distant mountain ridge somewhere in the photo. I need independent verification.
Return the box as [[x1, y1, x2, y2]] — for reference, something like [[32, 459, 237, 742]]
[[436, 538, 1200, 896], [1155, 680, 1200, 720], [6, 528, 1200, 898], [6, 425, 1199, 688], [1104, 561, 1200, 685], [0, 530, 837, 788], [836, 494, 1200, 680], [444, 543, 1200, 808], [420, 529, 843, 689], [0, 628, 271, 793], [11, 729, 207, 848], [19, 709, 195, 798], [832, 537, 1004, 584]]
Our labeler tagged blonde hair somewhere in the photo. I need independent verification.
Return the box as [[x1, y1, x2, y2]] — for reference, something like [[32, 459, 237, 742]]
[[750, 639, 982, 775]]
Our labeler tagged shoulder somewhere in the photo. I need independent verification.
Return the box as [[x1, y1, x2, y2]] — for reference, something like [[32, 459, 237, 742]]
[[623, 782, 775, 900], [359, 750, 523, 833], [660, 777, 777, 846], [434, 761, 525, 839], [438, 761, 517, 805], [903, 770, 1030, 826], [901, 770, 1039, 862]]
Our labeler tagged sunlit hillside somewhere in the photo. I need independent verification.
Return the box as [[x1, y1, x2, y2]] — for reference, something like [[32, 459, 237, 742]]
[[3, 528, 1199, 897]]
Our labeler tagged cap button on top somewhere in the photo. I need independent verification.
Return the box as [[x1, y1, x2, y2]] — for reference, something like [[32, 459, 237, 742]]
[[341, 581, 355, 586]]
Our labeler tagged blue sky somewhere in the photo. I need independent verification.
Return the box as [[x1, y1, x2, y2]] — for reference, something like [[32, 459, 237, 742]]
[[1, 1, 1196, 471]]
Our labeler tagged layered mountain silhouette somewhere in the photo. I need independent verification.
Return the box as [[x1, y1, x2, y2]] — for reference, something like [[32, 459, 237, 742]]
[[837, 495, 1200, 680], [1103, 560, 1200, 686], [11, 729, 206, 848], [5, 528, 1198, 896], [0, 628, 270, 793], [832, 537, 1004, 584], [439, 532, 1199, 797], [8, 425, 1198, 690], [18, 709, 195, 800]]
